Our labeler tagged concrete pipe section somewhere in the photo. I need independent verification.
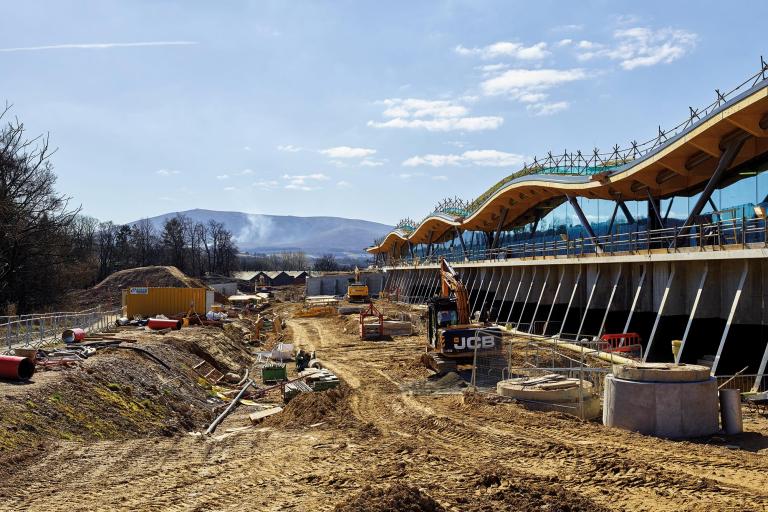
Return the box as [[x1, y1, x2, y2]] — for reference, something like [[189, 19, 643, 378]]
[[497, 376, 601, 420], [603, 362, 718, 438]]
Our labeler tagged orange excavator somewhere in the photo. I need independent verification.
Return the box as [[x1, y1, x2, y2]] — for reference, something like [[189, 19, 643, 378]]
[[421, 258, 503, 373]]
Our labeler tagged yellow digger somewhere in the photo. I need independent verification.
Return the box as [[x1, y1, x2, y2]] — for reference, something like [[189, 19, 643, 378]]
[[347, 266, 370, 303], [422, 258, 503, 373]]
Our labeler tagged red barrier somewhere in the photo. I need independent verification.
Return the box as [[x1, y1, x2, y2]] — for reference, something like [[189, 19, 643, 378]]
[[0, 355, 36, 380], [147, 318, 182, 330], [599, 333, 643, 358]]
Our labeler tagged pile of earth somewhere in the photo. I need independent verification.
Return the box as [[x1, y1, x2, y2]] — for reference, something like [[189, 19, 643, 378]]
[[67, 266, 207, 310], [0, 324, 255, 474], [335, 484, 445, 512], [460, 467, 610, 512]]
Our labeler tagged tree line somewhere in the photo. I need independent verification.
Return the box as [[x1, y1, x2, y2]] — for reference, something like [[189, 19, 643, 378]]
[[0, 108, 239, 313]]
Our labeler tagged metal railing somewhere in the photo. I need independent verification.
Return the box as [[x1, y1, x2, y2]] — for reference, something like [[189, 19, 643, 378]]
[[716, 373, 768, 394], [2, 307, 122, 354], [385, 216, 767, 268]]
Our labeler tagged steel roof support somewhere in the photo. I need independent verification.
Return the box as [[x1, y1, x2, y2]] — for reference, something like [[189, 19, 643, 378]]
[[647, 189, 664, 229], [455, 227, 469, 261], [567, 195, 602, 253], [619, 201, 636, 225], [712, 260, 749, 375], [491, 207, 509, 250], [676, 134, 749, 241], [606, 201, 620, 235]]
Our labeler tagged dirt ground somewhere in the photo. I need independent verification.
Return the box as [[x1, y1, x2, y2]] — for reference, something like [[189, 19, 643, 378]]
[[2, 300, 768, 511]]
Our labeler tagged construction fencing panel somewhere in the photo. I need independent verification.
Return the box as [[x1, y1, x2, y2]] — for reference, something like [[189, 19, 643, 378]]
[[471, 333, 611, 418]]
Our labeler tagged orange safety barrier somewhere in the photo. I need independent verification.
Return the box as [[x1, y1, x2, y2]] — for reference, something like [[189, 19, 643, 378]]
[[598, 333, 643, 359]]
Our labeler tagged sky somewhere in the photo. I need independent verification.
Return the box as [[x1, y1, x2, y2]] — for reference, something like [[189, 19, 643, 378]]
[[2, 0, 767, 226]]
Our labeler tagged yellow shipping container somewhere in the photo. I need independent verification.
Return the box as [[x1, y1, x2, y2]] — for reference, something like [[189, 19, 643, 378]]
[[122, 287, 213, 318]]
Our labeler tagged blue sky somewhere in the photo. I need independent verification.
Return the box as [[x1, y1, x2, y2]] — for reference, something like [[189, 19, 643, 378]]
[[2, 1, 767, 225]]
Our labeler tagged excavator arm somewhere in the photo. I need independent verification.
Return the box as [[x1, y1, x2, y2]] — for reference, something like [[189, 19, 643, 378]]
[[439, 258, 470, 324]]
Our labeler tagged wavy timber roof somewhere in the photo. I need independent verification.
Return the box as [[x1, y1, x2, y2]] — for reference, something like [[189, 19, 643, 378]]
[[369, 65, 768, 255]]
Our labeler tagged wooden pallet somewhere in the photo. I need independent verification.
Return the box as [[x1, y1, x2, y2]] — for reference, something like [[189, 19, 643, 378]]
[[193, 360, 224, 383]]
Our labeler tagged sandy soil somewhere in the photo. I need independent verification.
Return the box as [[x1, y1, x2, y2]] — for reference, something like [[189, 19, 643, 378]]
[[2, 302, 768, 511]]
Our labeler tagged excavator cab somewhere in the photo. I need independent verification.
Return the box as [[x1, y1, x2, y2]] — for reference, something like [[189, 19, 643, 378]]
[[427, 297, 459, 348]]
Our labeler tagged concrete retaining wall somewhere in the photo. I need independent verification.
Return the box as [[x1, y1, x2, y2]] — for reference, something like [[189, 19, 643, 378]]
[[305, 272, 385, 297]]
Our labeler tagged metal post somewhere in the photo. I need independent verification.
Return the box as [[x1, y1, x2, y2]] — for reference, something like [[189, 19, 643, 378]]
[[711, 260, 749, 375], [559, 266, 582, 338], [677, 263, 709, 363], [528, 267, 550, 334], [618, 201, 635, 225], [543, 266, 564, 335], [623, 264, 646, 334], [576, 266, 601, 341], [644, 263, 677, 362], [597, 265, 622, 338], [517, 267, 538, 330]]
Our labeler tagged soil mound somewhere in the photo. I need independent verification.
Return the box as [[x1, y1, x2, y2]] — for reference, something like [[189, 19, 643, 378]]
[[464, 468, 610, 512], [264, 384, 355, 428], [335, 484, 445, 512], [68, 266, 206, 309]]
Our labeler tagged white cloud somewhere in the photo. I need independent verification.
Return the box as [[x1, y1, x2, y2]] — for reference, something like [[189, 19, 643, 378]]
[[399, 173, 412, 180], [320, 146, 377, 158], [252, 180, 279, 190], [239, 169, 254, 175], [576, 27, 697, 70], [216, 174, 229, 180], [403, 149, 526, 168], [243, 146, 252, 151], [527, 101, 569, 116], [360, 159, 384, 167], [556, 39, 573, 47], [156, 169, 181, 176], [455, 41, 549, 60], [282, 173, 329, 191], [0, 41, 197, 53], [481, 68, 587, 96], [552, 24, 584, 33], [223, 186, 236, 191], [432, 175, 449, 181], [403, 154, 463, 168], [336, 180, 352, 189], [277, 144, 302, 152], [368, 97, 503, 132]]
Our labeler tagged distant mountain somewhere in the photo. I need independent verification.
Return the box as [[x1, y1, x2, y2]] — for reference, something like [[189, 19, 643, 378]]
[[133, 209, 391, 257]]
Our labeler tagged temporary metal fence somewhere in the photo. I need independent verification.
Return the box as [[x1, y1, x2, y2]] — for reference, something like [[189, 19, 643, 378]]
[[2, 307, 122, 354], [471, 333, 611, 419], [716, 373, 768, 394], [385, 216, 768, 268]]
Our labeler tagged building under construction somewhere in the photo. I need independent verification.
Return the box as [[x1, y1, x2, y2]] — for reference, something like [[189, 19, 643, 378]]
[[368, 63, 768, 387]]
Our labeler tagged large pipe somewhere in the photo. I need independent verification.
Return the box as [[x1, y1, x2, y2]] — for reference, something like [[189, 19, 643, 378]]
[[147, 318, 183, 330], [62, 328, 85, 343], [0, 356, 36, 380]]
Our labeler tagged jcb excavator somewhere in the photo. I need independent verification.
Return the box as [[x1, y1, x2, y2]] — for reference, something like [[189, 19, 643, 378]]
[[347, 266, 370, 303], [422, 258, 503, 373]]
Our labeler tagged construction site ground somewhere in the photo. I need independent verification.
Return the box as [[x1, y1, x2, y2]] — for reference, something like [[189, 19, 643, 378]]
[[2, 298, 768, 511]]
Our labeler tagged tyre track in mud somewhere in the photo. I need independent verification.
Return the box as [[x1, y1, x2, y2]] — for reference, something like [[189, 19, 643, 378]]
[[289, 316, 768, 512]]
